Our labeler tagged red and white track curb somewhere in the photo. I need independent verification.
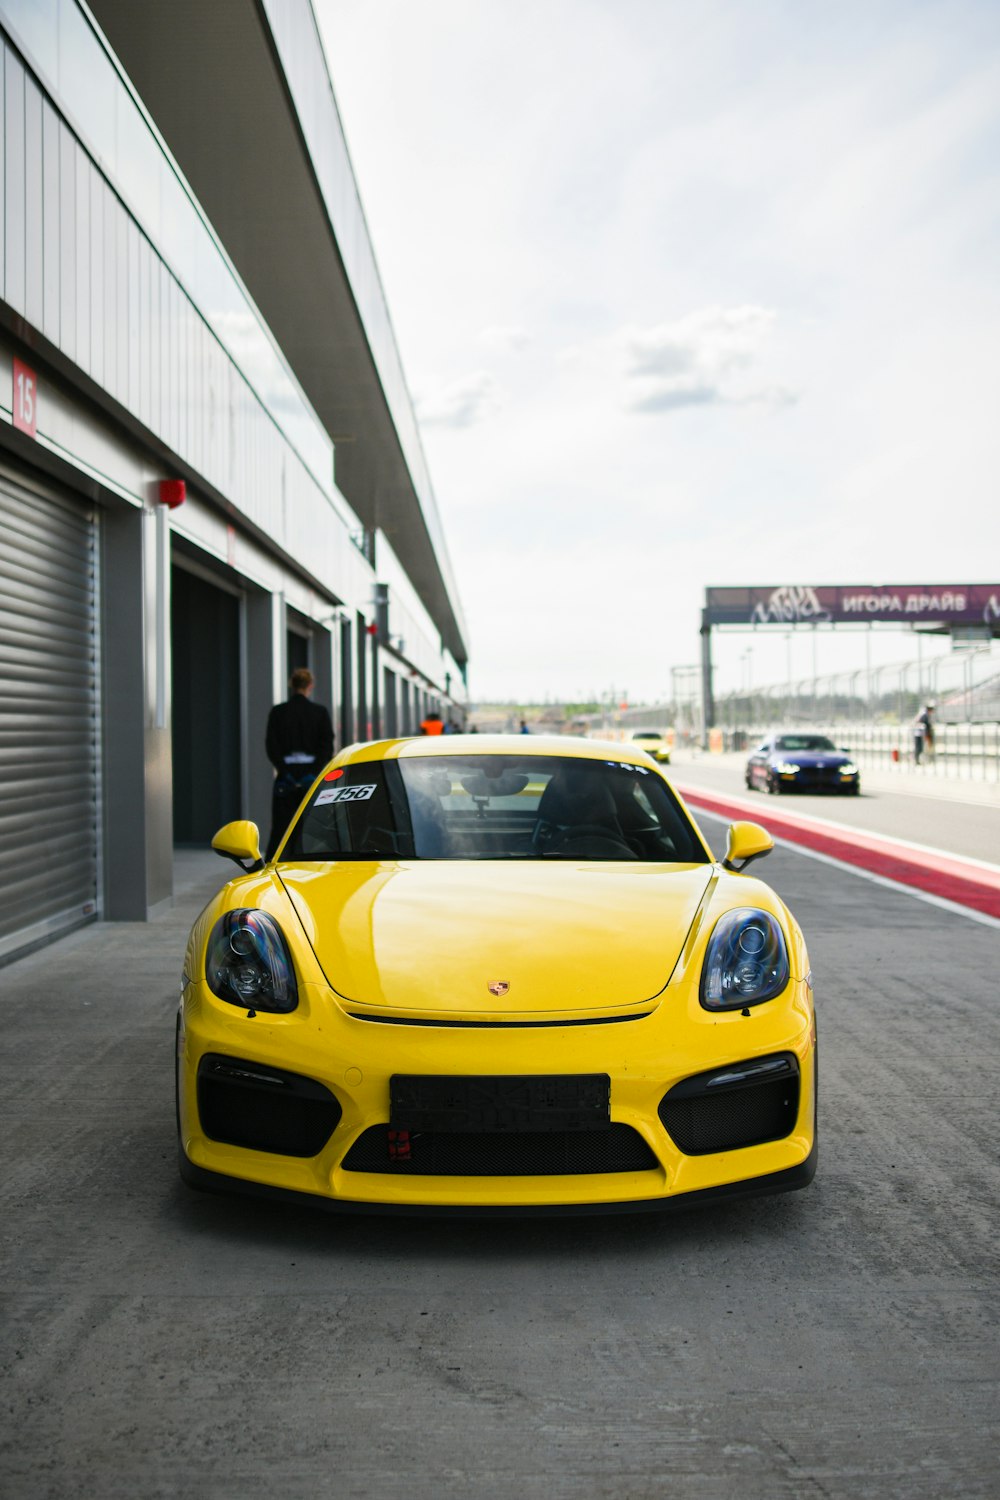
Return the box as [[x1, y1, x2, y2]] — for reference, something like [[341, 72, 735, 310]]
[[674, 783, 1000, 925]]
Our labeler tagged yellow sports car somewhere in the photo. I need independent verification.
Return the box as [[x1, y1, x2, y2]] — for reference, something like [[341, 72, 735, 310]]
[[177, 735, 816, 1215], [629, 729, 671, 763]]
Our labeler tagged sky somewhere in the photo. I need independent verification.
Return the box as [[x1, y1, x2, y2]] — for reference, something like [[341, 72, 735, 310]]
[[315, 0, 1000, 703]]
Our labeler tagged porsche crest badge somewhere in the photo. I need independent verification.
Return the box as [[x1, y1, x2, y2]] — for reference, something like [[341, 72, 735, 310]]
[[487, 980, 510, 997]]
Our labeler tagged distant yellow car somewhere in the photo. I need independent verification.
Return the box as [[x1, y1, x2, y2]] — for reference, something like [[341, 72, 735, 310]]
[[629, 729, 671, 764], [178, 735, 816, 1215]]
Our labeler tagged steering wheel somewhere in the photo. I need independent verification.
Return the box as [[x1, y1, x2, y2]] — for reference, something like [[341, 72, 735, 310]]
[[620, 821, 669, 857], [530, 817, 557, 853], [547, 823, 638, 858]]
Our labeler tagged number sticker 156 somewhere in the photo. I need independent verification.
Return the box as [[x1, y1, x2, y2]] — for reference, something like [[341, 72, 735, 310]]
[[315, 783, 377, 806]]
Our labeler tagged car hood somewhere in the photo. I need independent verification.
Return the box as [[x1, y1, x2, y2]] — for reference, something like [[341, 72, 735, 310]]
[[278, 860, 714, 1017]]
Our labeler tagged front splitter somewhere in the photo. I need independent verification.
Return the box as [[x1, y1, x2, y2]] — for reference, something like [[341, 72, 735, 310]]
[[177, 1136, 817, 1219]]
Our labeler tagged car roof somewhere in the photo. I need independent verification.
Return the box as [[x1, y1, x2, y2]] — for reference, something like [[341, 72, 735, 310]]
[[336, 733, 661, 769]]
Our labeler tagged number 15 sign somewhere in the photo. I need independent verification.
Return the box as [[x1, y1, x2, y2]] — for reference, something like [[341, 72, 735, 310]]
[[13, 358, 38, 438]]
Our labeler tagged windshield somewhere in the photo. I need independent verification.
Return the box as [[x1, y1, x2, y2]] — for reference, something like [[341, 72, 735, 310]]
[[632, 732, 664, 741], [282, 754, 709, 863], [775, 735, 837, 752]]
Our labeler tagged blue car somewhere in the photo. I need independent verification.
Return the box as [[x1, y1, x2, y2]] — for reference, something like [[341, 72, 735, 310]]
[[745, 733, 860, 796]]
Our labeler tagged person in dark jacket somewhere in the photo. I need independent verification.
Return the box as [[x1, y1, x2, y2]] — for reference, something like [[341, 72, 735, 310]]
[[265, 667, 334, 858], [913, 703, 935, 765]]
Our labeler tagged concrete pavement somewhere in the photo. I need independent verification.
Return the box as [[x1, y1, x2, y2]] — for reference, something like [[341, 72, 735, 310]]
[[3, 817, 1000, 1497]]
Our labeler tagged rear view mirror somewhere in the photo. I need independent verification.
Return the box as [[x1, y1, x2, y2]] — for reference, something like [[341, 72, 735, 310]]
[[461, 772, 529, 799], [722, 821, 774, 873], [211, 820, 264, 872]]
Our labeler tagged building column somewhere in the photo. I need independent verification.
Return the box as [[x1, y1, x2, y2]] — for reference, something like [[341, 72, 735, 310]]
[[340, 614, 354, 746], [244, 586, 283, 836], [355, 611, 368, 739], [101, 502, 173, 919], [313, 620, 335, 750], [383, 665, 398, 736], [370, 636, 381, 738]]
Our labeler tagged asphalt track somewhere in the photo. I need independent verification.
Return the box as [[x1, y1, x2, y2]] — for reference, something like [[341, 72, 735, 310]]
[[2, 816, 999, 1498], [677, 784, 1000, 921], [668, 749, 999, 858], [668, 749, 1000, 922]]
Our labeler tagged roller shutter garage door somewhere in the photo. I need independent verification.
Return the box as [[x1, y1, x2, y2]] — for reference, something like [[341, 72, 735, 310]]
[[0, 468, 99, 959]]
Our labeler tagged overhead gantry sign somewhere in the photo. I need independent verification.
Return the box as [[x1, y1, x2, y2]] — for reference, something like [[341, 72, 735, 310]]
[[699, 583, 1000, 738]]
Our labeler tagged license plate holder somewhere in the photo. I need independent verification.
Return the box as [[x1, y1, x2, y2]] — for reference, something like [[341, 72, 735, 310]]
[[390, 1074, 611, 1133]]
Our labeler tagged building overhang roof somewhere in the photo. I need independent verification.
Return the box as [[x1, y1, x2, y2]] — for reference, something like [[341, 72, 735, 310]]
[[90, 0, 467, 666]]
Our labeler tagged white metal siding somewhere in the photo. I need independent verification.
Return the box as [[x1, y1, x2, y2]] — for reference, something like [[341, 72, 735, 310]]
[[0, 28, 377, 627], [0, 467, 99, 957]]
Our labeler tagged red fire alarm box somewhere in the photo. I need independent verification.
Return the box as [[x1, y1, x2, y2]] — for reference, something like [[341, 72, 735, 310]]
[[158, 479, 186, 509]]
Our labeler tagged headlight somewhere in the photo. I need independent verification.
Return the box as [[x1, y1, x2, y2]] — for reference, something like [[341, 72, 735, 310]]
[[206, 910, 298, 1013], [839, 762, 859, 775], [701, 908, 790, 1011], [774, 761, 800, 774]]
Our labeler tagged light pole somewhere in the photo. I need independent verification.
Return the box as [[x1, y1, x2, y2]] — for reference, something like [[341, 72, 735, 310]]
[[671, 665, 700, 746], [738, 647, 753, 746]]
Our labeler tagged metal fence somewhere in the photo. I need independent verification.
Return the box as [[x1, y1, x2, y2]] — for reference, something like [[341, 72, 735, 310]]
[[716, 720, 1000, 782], [617, 642, 1000, 783]]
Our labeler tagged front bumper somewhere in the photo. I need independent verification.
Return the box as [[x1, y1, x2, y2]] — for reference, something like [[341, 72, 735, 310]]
[[776, 768, 859, 792], [179, 1137, 816, 1216], [177, 979, 816, 1214]]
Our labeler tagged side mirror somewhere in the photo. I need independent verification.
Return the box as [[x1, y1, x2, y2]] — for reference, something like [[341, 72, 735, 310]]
[[722, 820, 774, 873], [211, 820, 264, 873]]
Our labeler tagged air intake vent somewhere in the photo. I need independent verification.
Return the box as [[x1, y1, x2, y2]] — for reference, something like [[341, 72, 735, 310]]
[[197, 1054, 341, 1157], [342, 1124, 657, 1176], [659, 1054, 799, 1156]]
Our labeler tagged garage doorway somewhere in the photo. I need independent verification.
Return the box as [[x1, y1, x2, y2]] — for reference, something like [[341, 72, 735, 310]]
[[0, 465, 99, 959], [171, 562, 241, 844], [287, 624, 311, 676]]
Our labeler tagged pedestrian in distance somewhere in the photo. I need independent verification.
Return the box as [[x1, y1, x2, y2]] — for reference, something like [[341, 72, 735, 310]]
[[913, 702, 935, 765], [265, 667, 334, 859], [420, 711, 444, 735]]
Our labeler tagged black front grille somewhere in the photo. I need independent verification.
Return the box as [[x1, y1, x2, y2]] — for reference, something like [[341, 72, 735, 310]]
[[198, 1055, 342, 1157], [341, 1123, 657, 1176], [659, 1055, 799, 1155], [795, 769, 843, 789]]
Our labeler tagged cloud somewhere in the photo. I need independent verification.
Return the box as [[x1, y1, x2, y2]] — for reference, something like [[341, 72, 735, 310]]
[[628, 385, 720, 414], [415, 371, 503, 428], [619, 305, 795, 414]]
